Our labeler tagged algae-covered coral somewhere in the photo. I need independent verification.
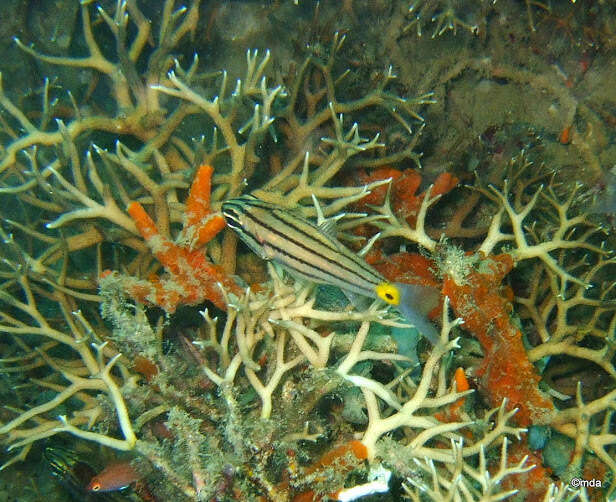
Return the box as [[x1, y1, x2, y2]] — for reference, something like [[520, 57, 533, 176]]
[[1, 1, 615, 501]]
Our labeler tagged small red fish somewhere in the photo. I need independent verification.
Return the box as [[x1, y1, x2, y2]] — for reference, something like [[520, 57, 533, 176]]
[[87, 461, 139, 492]]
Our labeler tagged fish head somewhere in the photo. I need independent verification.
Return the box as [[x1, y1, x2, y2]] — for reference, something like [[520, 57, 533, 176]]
[[86, 476, 103, 492]]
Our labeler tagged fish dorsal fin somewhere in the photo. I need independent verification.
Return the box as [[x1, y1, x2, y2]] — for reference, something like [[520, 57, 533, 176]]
[[311, 194, 345, 239], [318, 219, 340, 239]]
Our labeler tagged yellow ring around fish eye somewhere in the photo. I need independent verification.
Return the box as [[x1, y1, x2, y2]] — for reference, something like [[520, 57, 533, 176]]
[[376, 283, 400, 305]]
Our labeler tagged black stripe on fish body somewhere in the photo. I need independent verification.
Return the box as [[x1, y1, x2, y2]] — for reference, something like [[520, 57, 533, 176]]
[[268, 207, 384, 284], [261, 241, 377, 297], [242, 202, 384, 285], [237, 204, 382, 294]]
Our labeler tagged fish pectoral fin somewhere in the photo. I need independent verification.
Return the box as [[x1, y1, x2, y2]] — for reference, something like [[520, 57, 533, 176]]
[[397, 301, 440, 345], [262, 243, 285, 261], [235, 231, 271, 261]]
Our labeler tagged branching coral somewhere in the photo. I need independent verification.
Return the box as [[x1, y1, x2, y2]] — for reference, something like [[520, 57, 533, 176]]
[[0, 225, 137, 470], [402, 437, 534, 501], [0, 0, 443, 498], [404, 0, 481, 38], [107, 264, 533, 500], [349, 154, 616, 497]]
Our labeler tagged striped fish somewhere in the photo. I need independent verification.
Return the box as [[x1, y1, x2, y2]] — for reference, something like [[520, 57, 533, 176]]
[[222, 195, 440, 344]]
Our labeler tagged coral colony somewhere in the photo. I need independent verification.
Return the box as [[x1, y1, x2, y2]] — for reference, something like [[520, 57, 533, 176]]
[[0, 1, 615, 501]]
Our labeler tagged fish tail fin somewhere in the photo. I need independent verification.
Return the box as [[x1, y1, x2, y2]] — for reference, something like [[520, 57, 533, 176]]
[[395, 282, 441, 345]]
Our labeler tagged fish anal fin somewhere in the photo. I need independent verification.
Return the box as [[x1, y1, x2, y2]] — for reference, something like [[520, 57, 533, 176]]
[[342, 289, 373, 311]]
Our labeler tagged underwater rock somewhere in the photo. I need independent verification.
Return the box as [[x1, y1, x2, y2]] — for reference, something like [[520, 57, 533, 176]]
[[527, 425, 551, 451], [542, 433, 575, 476], [28, 0, 79, 51]]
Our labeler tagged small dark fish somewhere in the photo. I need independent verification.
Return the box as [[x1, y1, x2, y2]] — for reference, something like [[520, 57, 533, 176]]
[[44, 446, 96, 494]]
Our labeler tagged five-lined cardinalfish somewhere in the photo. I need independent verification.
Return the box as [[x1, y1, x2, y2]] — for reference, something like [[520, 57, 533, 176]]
[[222, 195, 440, 344]]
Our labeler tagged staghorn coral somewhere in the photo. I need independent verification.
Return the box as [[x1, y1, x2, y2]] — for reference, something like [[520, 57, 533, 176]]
[[404, 0, 482, 38], [0, 1, 615, 501], [0, 229, 137, 469], [0, 1, 446, 499]]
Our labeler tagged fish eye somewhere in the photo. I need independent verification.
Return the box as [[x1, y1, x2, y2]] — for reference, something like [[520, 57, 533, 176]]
[[91, 483, 100, 491], [375, 283, 400, 306]]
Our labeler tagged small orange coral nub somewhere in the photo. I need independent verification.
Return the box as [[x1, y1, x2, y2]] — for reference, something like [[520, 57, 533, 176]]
[[436, 367, 471, 421], [450, 367, 470, 413], [454, 367, 469, 393], [127, 201, 158, 241], [559, 125, 573, 144]]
